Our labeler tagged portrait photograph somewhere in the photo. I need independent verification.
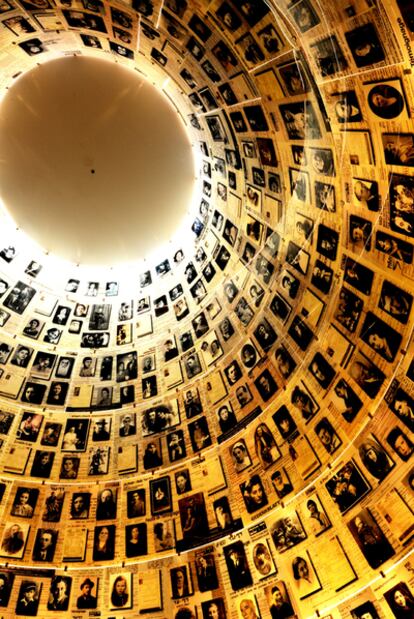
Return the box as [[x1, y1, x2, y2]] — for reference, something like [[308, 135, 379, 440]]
[[236, 594, 261, 619], [88, 446, 110, 475], [32, 528, 58, 562], [291, 552, 321, 599], [310, 35, 348, 77], [272, 405, 298, 441], [288, 0, 320, 32], [109, 572, 132, 610], [345, 23, 385, 67], [365, 78, 407, 120], [0, 521, 30, 559], [387, 426, 413, 461], [389, 173, 414, 237], [359, 312, 402, 362], [30, 450, 55, 478], [15, 580, 42, 616], [127, 488, 146, 518], [348, 508, 395, 569], [60, 456, 80, 479], [150, 476, 172, 516], [265, 581, 295, 618], [62, 419, 90, 452], [0, 570, 14, 607], [325, 460, 371, 513], [343, 256, 374, 296], [352, 177, 379, 212], [22, 318, 44, 339], [188, 417, 212, 452], [88, 304, 111, 330], [304, 493, 331, 536], [223, 541, 253, 591], [170, 565, 193, 599], [125, 523, 147, 557], [178, 492, 209, 544], [47, 575, 72, 611], [383, 582, 414, 618], [330, 89, 362, 123], [70, 492, 90, 519], [379, 280, 412, 324], [0, 411, 14, 435], [16, 412, 43, 442], [240, 474, 268, 513], [251, 539, 276, 579], [195, 550, 218, 592], [334, 286, 364, 333], [271, 510, 307, 553], [201, 597, 227, 619], [280, 101, 321, 139], [92, 524, 115, 561], [55, 356, 75, 379], [20, 383, 46, 405], [289, 168, 309, 202], [314, 417, 341, 455]]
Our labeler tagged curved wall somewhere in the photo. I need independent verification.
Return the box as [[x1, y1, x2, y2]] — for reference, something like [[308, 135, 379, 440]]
[[0, 0, 412, 617]]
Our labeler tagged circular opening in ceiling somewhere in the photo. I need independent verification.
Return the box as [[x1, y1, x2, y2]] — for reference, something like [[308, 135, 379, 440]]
[[0, 56, 196, 266]]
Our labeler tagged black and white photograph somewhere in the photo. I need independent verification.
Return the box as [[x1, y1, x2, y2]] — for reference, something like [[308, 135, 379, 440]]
[[224, 541, 253, 591], [325, 460, 371, 513], [347, 508, 395, 568], [345, 23, 385, 67], [15, 580, 41, 616], [271, 510, 307, 553]]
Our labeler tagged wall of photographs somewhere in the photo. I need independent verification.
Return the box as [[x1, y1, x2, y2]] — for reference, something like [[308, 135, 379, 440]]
[[0, 0, 413, 617]]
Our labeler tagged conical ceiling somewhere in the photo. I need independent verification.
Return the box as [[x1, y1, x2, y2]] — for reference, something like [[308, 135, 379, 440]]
[[0, 0, 411, 618]]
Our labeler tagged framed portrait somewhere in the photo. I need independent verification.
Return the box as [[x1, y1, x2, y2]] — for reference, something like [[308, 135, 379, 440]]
[[325, 460, 371, 513], [364, 77, 408, 120], [310, 35, 348, 77], [127, 488, 146, 518], [15, 580, 42, 616], [3, 15, 35, 35], [125, 522, 147, 557], [264, 581, 295, 617], [291, 551, 321, 599], [47, 575, 72, 611], [178, 492, 209, 544], [303, 493, 331, 536], [236, 594, 261, 619], [345, 23, 385, 68], [16, 413, 43, 443], [70, 492, 90, 519], [42, 488, 65, 523], [92, 524, 115, 561], [150, 476, 172, 516], [88, 446, 110, 475], [384, 582, 414, 618], [223, 541, 253, 591], [19, 381, 46, 405], [109, 572, 132, 610], [271, 509, 307, 553], [0, 521, 30, 559], [201, 598, 227, 619], [289, 168, 309, 202], [347, 508, 395, 568], [32, 528, 58, 562], [62, 419, 90, 452], [240, 474, 268, 513], [386, 426, 413, 461], [206, 115, 227, 142], [0, 570, 14, 606], [30, 450, 55, 478], [170, 565, 193, 599]]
